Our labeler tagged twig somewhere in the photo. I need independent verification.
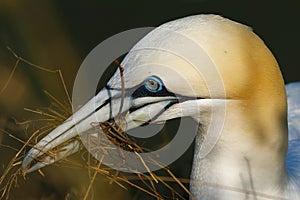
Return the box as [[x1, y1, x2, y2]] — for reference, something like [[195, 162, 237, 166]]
[[83, 156, 103, 200]]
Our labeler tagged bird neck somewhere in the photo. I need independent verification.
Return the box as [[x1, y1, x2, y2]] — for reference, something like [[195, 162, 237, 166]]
[[190, 100, 289, 200]]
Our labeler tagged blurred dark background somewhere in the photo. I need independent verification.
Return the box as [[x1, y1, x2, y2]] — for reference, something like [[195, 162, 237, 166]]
[[0, 0, 299, 199]]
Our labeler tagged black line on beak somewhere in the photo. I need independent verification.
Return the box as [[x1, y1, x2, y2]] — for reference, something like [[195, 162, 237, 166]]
[[40, 91, 112, 149], [137, 100, 179, 127], [105, 85, 113, 120]]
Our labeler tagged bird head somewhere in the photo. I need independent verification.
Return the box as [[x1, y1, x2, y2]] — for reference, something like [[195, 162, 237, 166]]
[[22, 15, 287, 174]]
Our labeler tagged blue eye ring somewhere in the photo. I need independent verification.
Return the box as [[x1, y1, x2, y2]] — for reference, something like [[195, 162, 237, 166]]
[[144, 76, 163, 92]]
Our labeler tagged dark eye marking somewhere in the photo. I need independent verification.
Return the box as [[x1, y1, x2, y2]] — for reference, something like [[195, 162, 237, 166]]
[[131, 76, 175, 98]]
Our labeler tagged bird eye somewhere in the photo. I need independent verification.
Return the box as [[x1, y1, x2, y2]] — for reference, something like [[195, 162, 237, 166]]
[[144, 76, 163, 92]]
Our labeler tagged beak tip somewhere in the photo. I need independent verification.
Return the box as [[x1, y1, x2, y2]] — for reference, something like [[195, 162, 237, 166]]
[[21, 148, 40, 174], [21, 156, 45, 175], [21, 154, 33, 174]]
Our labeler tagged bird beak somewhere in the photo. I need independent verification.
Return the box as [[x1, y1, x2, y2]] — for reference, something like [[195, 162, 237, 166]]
[[22, 86, 177, 174]]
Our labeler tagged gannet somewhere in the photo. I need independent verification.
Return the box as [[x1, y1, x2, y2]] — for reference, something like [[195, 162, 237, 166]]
[[21, 15, 300, 199]]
